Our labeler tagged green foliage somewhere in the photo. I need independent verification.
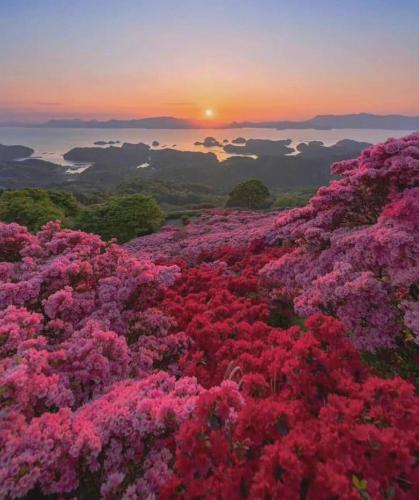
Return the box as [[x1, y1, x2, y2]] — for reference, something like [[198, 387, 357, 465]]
[[362, 343, 419, 393], [75, 194, 165, 243], [70, 189, 112, 206], [117, 178, 225, 209], [47, 191, 80, 216], [0, 188, 79, 232], [273, 189, 315, 209], [225, 179, 272, 209]]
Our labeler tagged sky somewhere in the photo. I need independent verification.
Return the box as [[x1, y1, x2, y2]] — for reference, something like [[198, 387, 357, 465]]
[[0, 0, 418, 123]]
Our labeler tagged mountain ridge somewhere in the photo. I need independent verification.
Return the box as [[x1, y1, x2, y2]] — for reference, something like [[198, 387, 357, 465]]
[[1, 113, 418, 130]]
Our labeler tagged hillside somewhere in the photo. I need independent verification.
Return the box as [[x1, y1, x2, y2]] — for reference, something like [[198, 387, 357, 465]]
[[0, 133, 418, 499]]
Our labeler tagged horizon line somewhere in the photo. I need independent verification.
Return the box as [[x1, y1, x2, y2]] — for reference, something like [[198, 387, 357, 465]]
[[1, 111, 419, 127]]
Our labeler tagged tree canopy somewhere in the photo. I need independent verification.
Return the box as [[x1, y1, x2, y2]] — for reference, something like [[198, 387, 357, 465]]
[[0, 188, 79, 232], [225, 179, 271, 209], [75, 194, 165, 242]]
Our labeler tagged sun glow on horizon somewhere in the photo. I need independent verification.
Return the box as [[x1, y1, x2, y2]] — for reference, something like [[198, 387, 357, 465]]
[[205, 108, 214, 118]]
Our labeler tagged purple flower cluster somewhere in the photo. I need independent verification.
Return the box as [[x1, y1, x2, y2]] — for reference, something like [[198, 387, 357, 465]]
[[126, 209, 278, 262], [263, 133, 419, 350]]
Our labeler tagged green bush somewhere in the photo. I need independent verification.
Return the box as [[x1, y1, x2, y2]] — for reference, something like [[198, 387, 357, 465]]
[[116, 178, 224, 208], [225, 179, 271, 209], [75, 194, 165, 243], [273, 189, 315, 209], [0, 188, 79, 232]]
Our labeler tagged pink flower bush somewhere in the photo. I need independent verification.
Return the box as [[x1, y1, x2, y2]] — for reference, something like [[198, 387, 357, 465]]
[[0, 372, 204, 498], [0, 306, 43, 358], [263, 133, 419, 350], [0, 222, 185, 420]]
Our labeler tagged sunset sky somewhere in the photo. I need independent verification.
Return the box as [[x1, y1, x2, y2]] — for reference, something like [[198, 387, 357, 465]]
[[1, 0, 418, 123]]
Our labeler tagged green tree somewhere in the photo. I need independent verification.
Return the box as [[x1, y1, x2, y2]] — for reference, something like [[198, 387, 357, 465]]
[[75, 194, 165, 243], [47, 191, 80, 216], [226, 179, 272, 209], [0, 188, 79, 232]]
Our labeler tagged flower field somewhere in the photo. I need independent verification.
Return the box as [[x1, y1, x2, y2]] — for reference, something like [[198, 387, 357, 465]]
[[0, 133, 418, 499]]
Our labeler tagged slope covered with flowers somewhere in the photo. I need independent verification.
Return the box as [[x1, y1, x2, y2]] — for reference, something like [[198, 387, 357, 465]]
[[262, 132, 419, 350], [1, 133, 418, 499]]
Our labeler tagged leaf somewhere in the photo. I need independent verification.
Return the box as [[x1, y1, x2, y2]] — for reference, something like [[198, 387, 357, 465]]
[[352, 475, 368, 491]]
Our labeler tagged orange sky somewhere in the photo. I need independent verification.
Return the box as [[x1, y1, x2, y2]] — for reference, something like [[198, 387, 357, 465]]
[[1, 0, 418, 123], [3, 73, 419, 124]]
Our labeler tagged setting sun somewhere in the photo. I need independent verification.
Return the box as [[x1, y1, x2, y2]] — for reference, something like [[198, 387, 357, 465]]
[[205, 108, 214, 118]]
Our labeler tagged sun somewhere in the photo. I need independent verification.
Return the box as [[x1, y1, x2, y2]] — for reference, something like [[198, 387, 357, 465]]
[[205, 108, 214, 118]]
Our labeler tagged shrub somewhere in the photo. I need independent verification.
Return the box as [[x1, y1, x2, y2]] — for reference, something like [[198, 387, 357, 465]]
[[274, 189, 315, 209], [127, 210, 278, 262], [0, 220, 189, 498], [75, 194, 165, 243], [226, 179, 272, 209], [0, 188, 79, 232], [262, 132, 419, 350], [47, 190, 80, 216], [164, 316, 419, 500]]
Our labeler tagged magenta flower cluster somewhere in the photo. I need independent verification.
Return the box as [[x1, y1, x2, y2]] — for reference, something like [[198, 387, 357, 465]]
[[0, 222, 200, 497]]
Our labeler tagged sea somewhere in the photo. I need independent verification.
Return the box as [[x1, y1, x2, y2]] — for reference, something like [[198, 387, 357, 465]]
[[0, 127, 414, 167]]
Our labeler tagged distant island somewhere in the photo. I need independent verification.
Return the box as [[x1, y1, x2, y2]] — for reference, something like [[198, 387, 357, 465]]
[[0, 138, 372, 193], [1, 113, 419, 130]]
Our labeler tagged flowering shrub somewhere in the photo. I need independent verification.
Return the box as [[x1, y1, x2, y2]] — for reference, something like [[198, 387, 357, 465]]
[[0, 221, 185, 420], [126, 209, 278, 262], [161, 245, 289, 388], [1, 134, 419, 499], [164, 316, 419, 500], [263, 133, 419, 350], [0, 372, 204, 498]]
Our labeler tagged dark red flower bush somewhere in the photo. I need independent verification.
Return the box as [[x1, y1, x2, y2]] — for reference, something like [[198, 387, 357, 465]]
[[164, 316, 419, 500]]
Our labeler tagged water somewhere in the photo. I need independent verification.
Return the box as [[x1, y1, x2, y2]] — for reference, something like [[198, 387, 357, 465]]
[[0, 126, 414, 166]]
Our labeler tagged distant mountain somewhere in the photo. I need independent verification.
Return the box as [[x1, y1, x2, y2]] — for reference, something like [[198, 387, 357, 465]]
[[229, 113, 419, 130], [36, 117, 196, 129], [1, 113, 418, 130]]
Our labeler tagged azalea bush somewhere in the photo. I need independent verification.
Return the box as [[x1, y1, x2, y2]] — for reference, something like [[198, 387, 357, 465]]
[[164, 316, 419, 500], [126, 209, 278, 262], [263, 132, 419, 350], [1, 133, 419, 499], [0, 221, 184, 418]]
